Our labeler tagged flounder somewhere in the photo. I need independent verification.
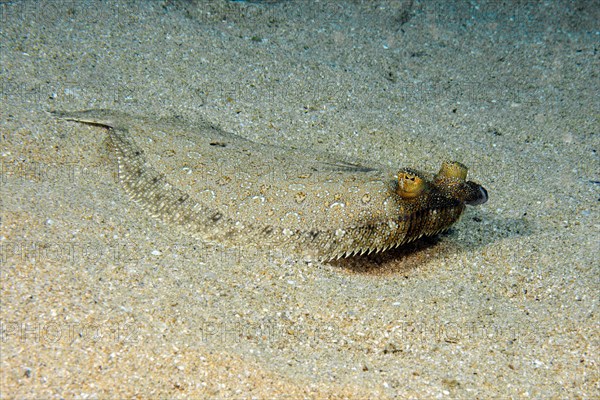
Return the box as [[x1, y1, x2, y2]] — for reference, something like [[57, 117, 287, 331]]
[[54, 109, 488, 261]]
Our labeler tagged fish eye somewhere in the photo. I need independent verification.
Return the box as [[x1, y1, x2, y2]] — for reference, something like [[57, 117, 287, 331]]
[[396, 170, 426, 199]]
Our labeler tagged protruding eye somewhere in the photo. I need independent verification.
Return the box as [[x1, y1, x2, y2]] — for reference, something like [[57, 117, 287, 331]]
[[436, 161, 468, 181], [396, 171, 426, 199], [433, 161, 488, 206]]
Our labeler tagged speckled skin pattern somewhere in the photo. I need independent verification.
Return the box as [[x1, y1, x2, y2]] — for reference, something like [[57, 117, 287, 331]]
[[55, 110, 488, 261]]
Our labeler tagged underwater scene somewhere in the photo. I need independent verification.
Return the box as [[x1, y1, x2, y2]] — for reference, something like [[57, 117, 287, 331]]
[[1, 1, 598, 397]]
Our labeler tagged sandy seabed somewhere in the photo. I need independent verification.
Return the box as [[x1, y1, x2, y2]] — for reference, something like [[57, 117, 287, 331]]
[[1, 1, 598, 398]]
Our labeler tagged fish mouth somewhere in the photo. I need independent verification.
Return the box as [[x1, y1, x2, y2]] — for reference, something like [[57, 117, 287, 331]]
[[466, 185, 488, 206]]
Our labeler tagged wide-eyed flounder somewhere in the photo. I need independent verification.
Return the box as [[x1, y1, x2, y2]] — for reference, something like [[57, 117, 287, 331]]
[[55, 109, 487, 261]]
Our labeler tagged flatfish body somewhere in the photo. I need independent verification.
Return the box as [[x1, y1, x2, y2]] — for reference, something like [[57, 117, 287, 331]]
[[55, 109, 487, 261]]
